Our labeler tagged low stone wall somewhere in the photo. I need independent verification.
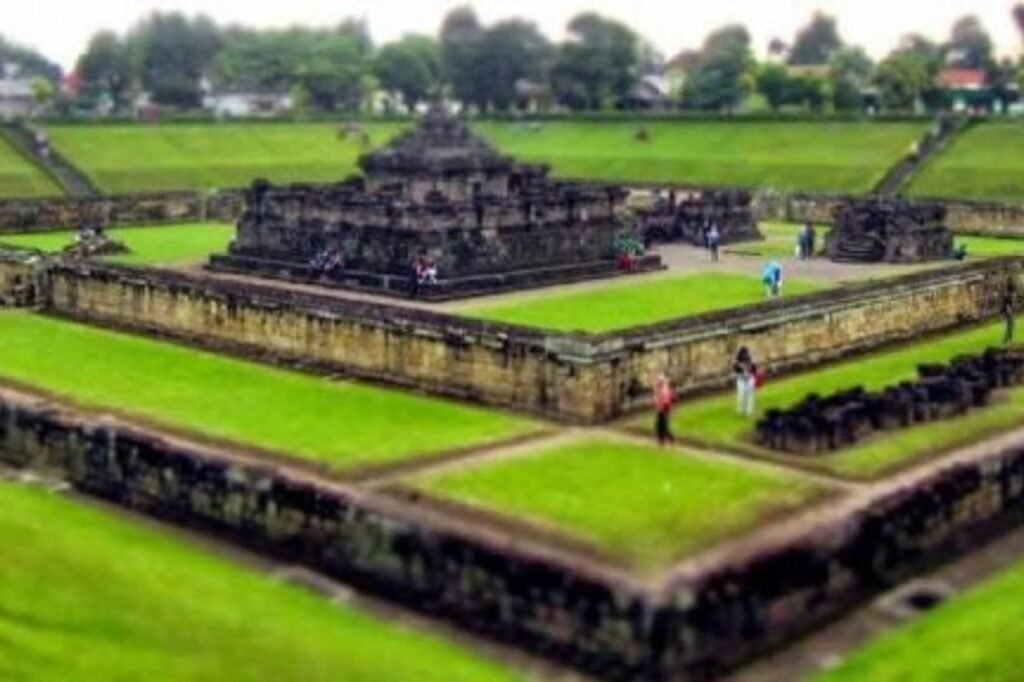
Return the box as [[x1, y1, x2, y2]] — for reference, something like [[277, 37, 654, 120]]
[[39, 258, 1018, 422], [0, 190, 245, 233], [4, 386, 1024, 680], [0, 251, 42, 306]]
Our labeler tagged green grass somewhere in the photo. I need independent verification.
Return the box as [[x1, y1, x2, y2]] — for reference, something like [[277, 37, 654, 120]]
[[0, 311, 538, 472], [413, 439, 824, 571], [909, 121, 1024, 203], [955, 233, 1024, 258], [818, 557, 1024, 681], [0, 222, 235, 266], [464, 272, 826, 333], [0, 480, 521, 682], [664, 319, 1024, 478], [476, 120, 927, 194], [0, 136, 62, 198], [45, 122, 403, 193]]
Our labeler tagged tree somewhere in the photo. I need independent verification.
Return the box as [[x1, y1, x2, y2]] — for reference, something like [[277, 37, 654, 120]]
[[1015, 4, 1024, 43], [296, 33, 368, 110], [0, 35, 61, 81], [212, 29, 309, 91], [874, 36, 942, 111], [475, 20, 551, 111], [829, 46, 873, 112], [439, 6, 484, 110], [682, 25, 755, 111], [126, 12, 222, 107], [375, 35, 441, 112], [756, 64, 789, 111], [788, 13, 842, 66], [30, 77, 54, 109], [946, 16, 994, 71], [76, 31, 132, 109], [551, 13, 639, 110]]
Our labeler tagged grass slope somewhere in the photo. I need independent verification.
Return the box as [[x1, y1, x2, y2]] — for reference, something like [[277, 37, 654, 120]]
[[0, 481, 520, 682], [818, 557, 1024, 681], [0, 311, 538, 472], [0, 222, 235, 266], [665, 318, 1024, 478], [476, 120, 926, 193], [414, 439, 824, 571], [465, 272, 825, 333], [45, 122, 402, 193], [909, 121, 1024, 202], [0, 135, 61, 198]]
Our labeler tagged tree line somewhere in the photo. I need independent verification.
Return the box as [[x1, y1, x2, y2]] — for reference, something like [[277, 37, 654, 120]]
[[3, 5, 1024, 115]]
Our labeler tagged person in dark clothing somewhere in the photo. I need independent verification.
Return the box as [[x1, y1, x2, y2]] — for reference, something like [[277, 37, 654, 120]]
[[653, 374, 676, 445]]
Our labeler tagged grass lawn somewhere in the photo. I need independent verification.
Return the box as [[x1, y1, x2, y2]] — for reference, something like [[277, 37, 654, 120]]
[[0, 136, 61, 198], [476, 120, 926, 194], [0, 481, 521, 682], [45, 122, 403, 193], [662, 318, 1024, 479], [0, 222, 235, 266], [412, 439, 825, 571], [0, 311, 539, 473], [818, 557, 1024, 681], [908, 120, 1024, 203], [464, 272, 826, 333], [955, 233, 1024, 258]]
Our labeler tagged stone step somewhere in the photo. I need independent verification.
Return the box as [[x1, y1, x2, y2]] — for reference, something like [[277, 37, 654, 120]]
[[0, 123, 100, 198]]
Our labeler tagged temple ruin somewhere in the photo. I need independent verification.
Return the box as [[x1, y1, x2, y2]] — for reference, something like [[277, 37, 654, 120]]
[[827, 199, 955, 263], [209, 105, 661, 299]]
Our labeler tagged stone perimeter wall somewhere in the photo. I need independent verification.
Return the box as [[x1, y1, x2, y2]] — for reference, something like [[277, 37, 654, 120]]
[[0, 190, 245, 233], [38, 258, 1017, 422], [4, 387, 1024, 680]]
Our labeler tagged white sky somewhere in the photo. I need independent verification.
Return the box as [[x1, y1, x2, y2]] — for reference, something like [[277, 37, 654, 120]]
[[4, 0, 1022, 71]]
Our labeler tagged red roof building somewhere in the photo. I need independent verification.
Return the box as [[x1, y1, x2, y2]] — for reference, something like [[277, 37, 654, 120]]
[[937, 68, 988, 91]]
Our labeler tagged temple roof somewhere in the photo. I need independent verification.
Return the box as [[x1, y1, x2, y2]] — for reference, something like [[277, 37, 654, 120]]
[[358, 104, 519, 176]]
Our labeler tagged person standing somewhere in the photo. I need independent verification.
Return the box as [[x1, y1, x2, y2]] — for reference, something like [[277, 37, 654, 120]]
[[653, 374, 676, 445], [707, 223, 721, 262], [734, 347, 757, 417]]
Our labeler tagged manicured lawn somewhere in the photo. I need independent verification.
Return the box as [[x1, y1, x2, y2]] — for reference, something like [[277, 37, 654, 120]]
[[0, 222, 235, 266], [818, 557, 1024, 681], [476, 120, 926, 194], [909, 121, 1024, 202], [0, 311, 539, 472], [955, 233, 1024, 258], [413, 439, 825, 571], [464, 272, 826, 333], [45, 122, 403, 193], [725, 222, 832, 259], [664, 319, 1024, 478], [0, 135, 61, 198], [0, 481, 521, 682]]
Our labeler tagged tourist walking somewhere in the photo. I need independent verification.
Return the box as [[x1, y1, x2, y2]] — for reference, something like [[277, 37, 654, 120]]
[[734, 347, 758, 416], [707, 223, 721, 262], [653, 374, 676, 445], [808, 224, 817, 257]]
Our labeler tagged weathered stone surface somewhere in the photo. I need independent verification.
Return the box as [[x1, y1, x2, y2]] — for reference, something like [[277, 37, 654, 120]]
[[639, 188, 762, 246], [827, 199, 954, 263]]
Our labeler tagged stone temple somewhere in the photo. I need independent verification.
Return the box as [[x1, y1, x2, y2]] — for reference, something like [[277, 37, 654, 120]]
[[827, 199, 954, 263], [209, 106, 661, 299]]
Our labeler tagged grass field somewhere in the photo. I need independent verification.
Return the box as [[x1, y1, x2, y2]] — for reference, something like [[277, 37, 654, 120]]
[[0, 222, 234, 266], [818, 557, 1024, 681], [45, 122, 402, 194], [464, 272, 826, 333], [0, 481, 520, 682], [909, 121, 1024, 203], [0, 311, 538, 472], [476, 120, 926, 193], [413, 439, 824, 571], [0, 136, 61, 198], [661, 318, 1024, 478]]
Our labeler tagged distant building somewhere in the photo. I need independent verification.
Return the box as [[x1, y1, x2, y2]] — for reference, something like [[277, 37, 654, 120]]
[[203, 90, 294, 118], [625, 74, 672, 110], [936, 68, 991, 113], [0, 63, 36, 120]]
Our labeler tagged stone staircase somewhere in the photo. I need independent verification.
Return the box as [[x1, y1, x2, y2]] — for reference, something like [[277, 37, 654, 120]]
[[872, 115, 970, 198], [0, 123, 100, 197], [831, 234, 884, 263]]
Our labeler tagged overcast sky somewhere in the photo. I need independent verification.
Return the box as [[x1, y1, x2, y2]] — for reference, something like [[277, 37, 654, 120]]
[[4, 0, 1022, 71]]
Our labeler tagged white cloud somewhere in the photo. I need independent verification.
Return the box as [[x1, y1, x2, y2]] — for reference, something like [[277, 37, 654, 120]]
[[3, 0, 1021, 71]]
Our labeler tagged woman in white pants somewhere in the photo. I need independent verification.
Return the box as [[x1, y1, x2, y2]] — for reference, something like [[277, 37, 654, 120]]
[[733, 346, 757, 416]]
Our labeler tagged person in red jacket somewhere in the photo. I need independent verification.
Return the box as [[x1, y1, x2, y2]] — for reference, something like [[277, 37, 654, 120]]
[[653, 374, 676, 445]]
